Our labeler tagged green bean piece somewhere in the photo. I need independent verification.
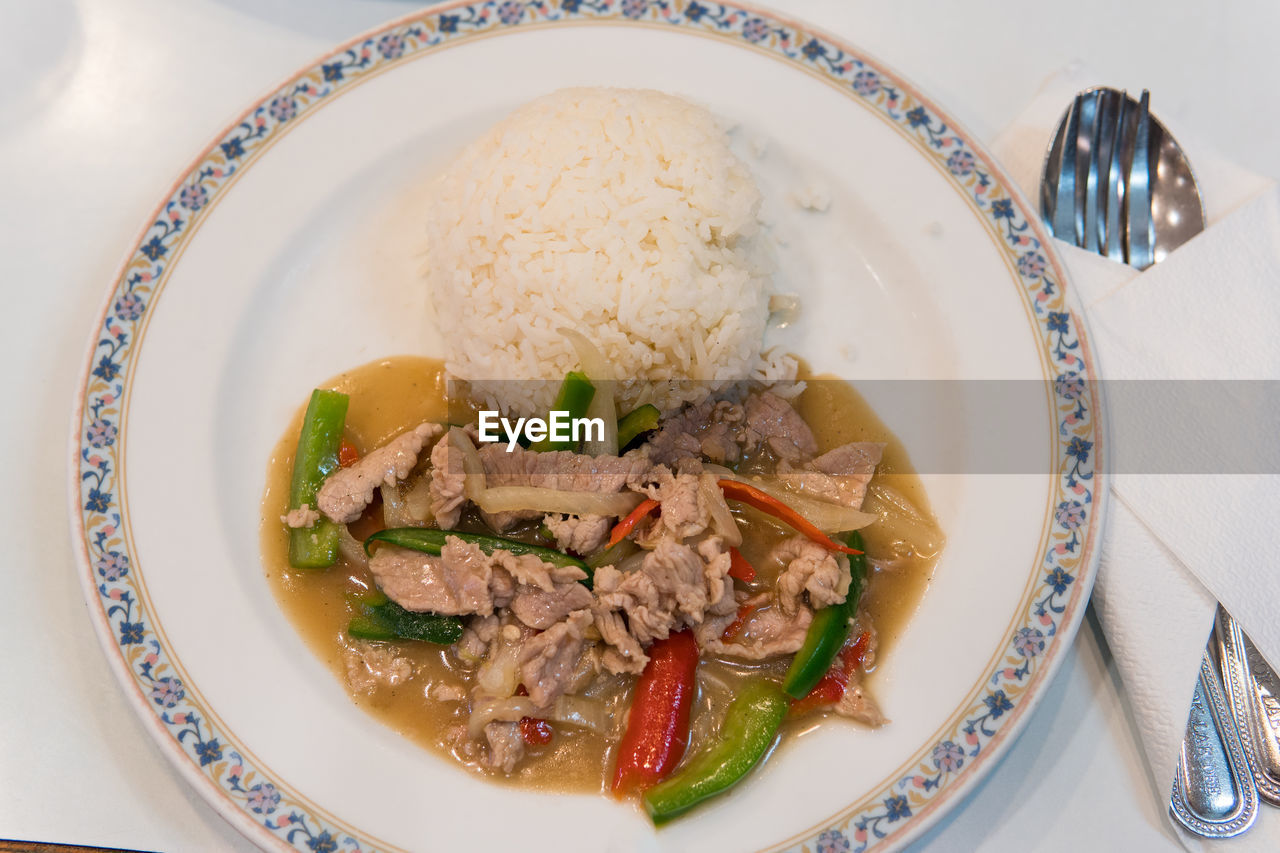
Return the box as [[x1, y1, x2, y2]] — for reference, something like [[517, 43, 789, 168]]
[[287, 389, 349, 569], [364, 527, 593, 586], [617, 404, 661, 452], [345, 587, 462, 644], [530, 371, 596, 452], [782, 530, 868, 699], [642, 679, 789, 824]]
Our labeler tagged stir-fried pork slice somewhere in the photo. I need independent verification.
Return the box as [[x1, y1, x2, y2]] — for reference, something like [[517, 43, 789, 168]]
[[643, 399, 747, 466], [476, 441, 653, 530], [592, 608, 649, 675], [741, 392, 817, 464], [594, 541, 711, 643], [778, 441, 884, 509], [480, 443, 652, 491], [456, 614, 501, 663], [281, 504, 321, 529], [697, 536, 739, 619], [591, 537, 734, 673], [343, 641, 412, 695], [518, 609, 592, 707], [634, 467, 711, 540], [427, 437, 466, 529], [773, 536, 851, 615], [495, 552, 588, 591], [510, 582, 594, 630], [368, 539, 515, 615], [835, 680, 888, 727], [317, 422, 443, 523], [483, 721, 524, 773], [699, 597, 813, 660], [543, 513, 611, 554]]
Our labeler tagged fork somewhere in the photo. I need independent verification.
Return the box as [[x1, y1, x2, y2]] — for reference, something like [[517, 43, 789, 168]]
[[1041, 88, 1154, 266]]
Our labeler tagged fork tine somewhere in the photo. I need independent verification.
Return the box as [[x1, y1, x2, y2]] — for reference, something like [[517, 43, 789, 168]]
[[1103, 91, 1129, 261], [1128, 90, 1154, 268], [1051, 94, 1083, 243], [1082, 90, 1104, 252]]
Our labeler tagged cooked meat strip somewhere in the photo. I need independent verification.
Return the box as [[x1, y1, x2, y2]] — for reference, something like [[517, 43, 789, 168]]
[[343, 641, 412, 695], [480, 443, 653, 491], [317, 422, 443, 523], [643, 470, 711, 540], [592, 607, 649, 675], [494, 551, 587, 590], [477, 442, 653, 530], [456, 613, 500, 663], [778, 441, 884, 509], [368, 539, 514, 615], [594, 541, 709, 643], [280, 503, 321, 528], [741, 391, 817, 463], [518, 609, 592, 707], [835, 679, 888, 727], [697, 536, 739, 620], [590, 536, 735, 675], [483, 721, 525, 773], [699, 596, 813, 660], [370, 535, 592, 622], [773, 536, 851, 615], [643, 399, 746, 466], [427, 436, 466, 529], [510, 582, 594, 630], [543, 513, 611, 554]]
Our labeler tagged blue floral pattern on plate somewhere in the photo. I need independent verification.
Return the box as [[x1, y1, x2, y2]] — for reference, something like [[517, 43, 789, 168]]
[[71, 2, 1102, 850]]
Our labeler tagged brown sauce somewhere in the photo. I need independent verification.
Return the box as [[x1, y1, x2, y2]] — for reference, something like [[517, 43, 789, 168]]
[[260, 356, 939, 794]]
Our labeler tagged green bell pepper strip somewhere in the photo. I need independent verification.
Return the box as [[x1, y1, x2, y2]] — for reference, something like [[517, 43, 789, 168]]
[[782, 530, 868, 699], [617, 404, 661, 452], [530, 371, 595, 452], [345, 588, 462, 645], [364, 527, 592, 586], [642, 679, 789, 824], [287, 389, 350, 569]]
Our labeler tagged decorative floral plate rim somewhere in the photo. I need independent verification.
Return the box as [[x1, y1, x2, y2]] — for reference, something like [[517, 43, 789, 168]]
[[68, 2, 1105, 851]]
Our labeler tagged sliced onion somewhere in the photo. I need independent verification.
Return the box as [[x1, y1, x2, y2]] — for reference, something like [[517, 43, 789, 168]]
[[449, 426, 486, 501], [560, 327, 618, 456], [336, 525, 369, 569], [468, 697, 536, 738], [380, 484, 416, 528], [403, 476, 433, 523], [548, 695, 609, 732], [705, 465, 876, 533], [862, 485, 946, 557], [475, 634, 521, 700], [699, 473, 743, 548], [475, 486, 642, 519]]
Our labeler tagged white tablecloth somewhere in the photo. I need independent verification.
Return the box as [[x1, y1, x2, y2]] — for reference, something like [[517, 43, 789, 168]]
[[4, 1, 1277, 850]]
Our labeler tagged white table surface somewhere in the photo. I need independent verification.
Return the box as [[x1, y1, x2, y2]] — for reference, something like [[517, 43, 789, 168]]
[[3, 1, 1277, 850]]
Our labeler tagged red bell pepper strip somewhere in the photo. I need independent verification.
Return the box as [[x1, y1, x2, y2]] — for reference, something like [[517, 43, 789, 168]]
[[608, 498, 660, 548], [338, 437, 360, 469], [727, 547, 756, 583], [789, 631, 872, 716], [515, 685, 554, 745], [716, 480, 862, 555], [611, 629, 699, 795], [520, 716, 553, 745]]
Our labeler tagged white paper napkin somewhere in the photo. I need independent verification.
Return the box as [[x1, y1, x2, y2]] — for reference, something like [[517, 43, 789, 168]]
[[990, 66, 1280, 849]]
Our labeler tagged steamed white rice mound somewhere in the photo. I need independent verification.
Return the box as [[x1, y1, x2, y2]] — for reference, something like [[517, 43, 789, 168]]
[[424, 87, 794, 415]]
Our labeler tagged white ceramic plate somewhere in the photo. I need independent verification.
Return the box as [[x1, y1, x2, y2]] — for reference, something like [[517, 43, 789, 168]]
[[69, 3, 1105, 851]]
